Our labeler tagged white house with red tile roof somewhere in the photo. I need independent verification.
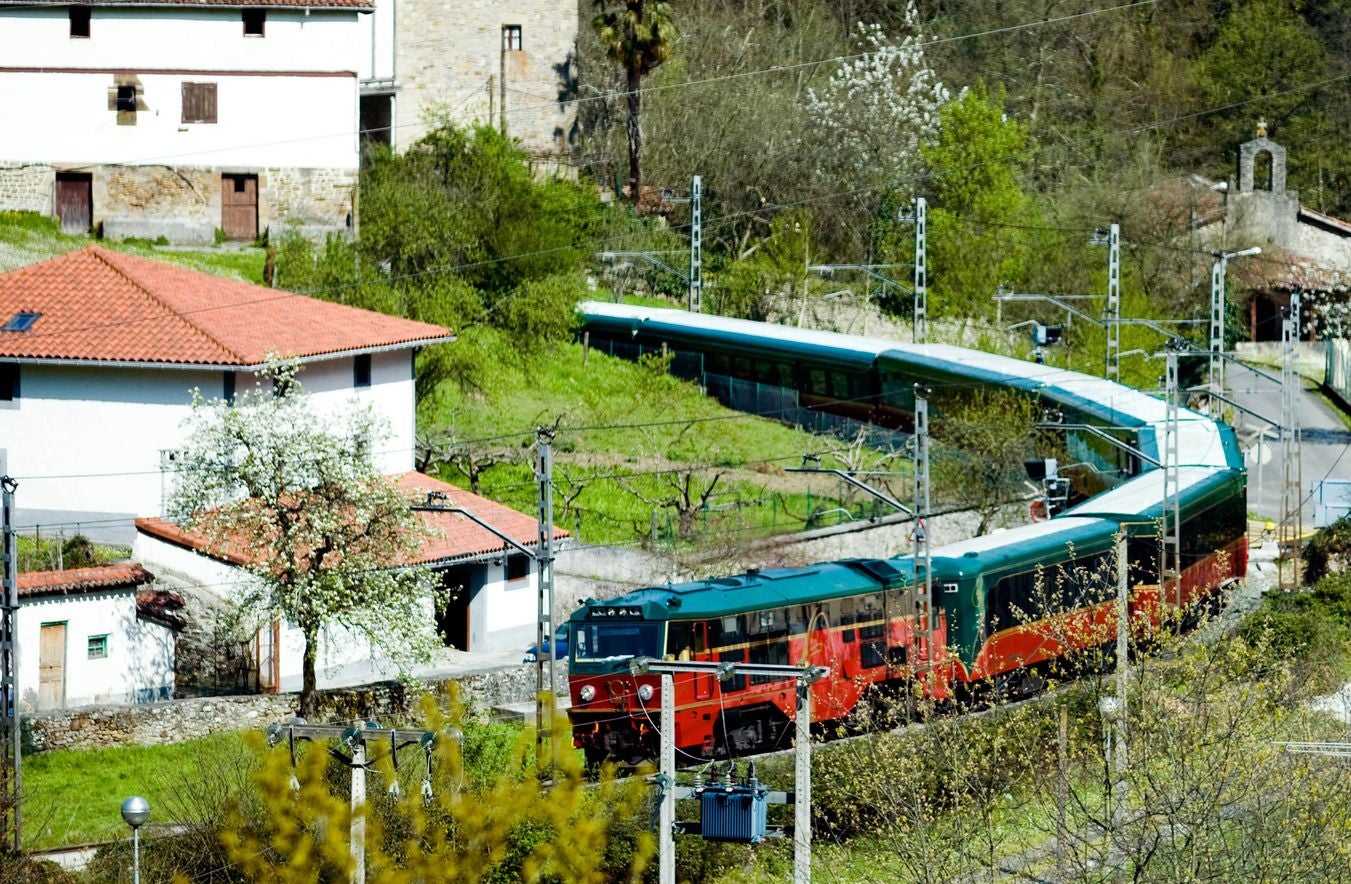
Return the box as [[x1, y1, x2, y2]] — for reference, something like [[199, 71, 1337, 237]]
[[133, 472, 568, 689], [0, 246, 452, 541], [17, 562, 179, 709], [0, 0, 369, 242]]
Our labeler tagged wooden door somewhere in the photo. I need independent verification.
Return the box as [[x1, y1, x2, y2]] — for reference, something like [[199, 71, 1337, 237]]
[[55, 173, 92, 233], [221, 174, 258, 241], [38, 623, 67, 710]]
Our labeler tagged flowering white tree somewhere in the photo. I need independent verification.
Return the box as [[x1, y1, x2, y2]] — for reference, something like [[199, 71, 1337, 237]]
[[804, 3, 954, 189], [170, 360, 441, 716]]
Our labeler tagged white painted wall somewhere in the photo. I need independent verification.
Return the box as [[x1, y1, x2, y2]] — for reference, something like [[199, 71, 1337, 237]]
[[0, 7, 362, 169], [358, 0, 395, 82], [2, 351, 417, 520], [0, 7, 362, 73], [1, 71, 357, 170], [18, 589, 175, 710]]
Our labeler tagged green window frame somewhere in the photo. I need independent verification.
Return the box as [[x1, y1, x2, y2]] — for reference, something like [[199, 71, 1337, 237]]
[[88, 634, 109, 659]]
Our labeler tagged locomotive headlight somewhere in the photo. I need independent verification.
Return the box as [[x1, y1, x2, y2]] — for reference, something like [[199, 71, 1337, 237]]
[[579, 685, 596, 702], [637, 684, 655, 702]]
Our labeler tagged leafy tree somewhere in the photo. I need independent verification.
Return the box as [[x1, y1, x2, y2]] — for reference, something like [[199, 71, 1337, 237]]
[[170, 360, 442, 717], [803, 4, 952, 200], [919, 84, 1038, 319], [931, 388, 1047, 534], [592, 0, 675, 204]]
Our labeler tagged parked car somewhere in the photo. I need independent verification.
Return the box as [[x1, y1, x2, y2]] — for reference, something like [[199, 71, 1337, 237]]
[[523, 626, 569, 663]]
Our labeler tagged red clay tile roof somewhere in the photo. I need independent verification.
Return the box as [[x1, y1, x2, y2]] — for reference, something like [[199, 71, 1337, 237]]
[[0, 246, 451, 366], [17, 562, 154, 598], [135, 472, 569, 567], [0, 1, 373, 9]]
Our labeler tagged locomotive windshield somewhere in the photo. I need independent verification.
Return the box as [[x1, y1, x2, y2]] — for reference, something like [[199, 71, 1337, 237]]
[[575, 621, 663, 661]]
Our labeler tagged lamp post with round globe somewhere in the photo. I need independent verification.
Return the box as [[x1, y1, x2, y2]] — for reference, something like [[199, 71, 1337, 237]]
[[120, 796, 150, 884]]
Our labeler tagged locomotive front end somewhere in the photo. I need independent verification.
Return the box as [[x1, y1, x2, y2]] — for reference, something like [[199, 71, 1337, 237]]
[[567, 600, 667, 765]]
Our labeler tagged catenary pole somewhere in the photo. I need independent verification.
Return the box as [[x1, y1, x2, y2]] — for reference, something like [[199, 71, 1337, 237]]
[[535, 427, 557, 768], [912, 197, 927, 344], [688, 175, 703, 313], [1, 476, 20, 853]]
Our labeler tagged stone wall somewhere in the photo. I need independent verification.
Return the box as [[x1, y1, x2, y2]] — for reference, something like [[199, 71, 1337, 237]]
[[0, 163, 53, 214], [27, 663, 546, 752], [0, 162, 355, 243], [263, 166, 356, 239], [394, 0, 576, 158]]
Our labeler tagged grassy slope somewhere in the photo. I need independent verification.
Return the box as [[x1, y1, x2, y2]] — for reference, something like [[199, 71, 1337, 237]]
[[23, 732, 252, 849], [418, 326, 895, 544]]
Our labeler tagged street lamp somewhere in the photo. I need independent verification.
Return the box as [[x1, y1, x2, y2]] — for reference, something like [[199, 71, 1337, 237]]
[[1209, 246, 1262, 416], [121, 795, 150, 884]]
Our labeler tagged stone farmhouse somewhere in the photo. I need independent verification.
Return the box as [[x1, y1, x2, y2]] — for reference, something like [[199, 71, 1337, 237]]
[[0, 245, 451, 542], [16, 562, 180, 711], [0, 0, 371, 242], [358, 0, 578, 164]]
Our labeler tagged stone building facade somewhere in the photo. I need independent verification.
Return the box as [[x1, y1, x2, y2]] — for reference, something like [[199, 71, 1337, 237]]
[[0, 0, 369, 243], [358, 0, 578, 164], [1195, 125, 1351, 341]]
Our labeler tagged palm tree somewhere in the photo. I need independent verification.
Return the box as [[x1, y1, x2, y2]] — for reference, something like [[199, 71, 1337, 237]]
[[593, 0, 674, 205]]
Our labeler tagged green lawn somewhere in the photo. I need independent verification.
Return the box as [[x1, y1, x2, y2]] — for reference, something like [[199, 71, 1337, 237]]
[[22, 732, 255, 849], [0, 210, 267, 282]]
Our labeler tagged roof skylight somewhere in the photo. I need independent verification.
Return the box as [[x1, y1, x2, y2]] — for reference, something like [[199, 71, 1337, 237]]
[[2, 311, 40, 333]]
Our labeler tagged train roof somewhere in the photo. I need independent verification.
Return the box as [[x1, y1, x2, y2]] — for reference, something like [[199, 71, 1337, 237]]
[[1063, 465, 1243, 521], [925, 517, 1120, 577], [579, 302, 1219, 437], [574, 558, 912, 622]]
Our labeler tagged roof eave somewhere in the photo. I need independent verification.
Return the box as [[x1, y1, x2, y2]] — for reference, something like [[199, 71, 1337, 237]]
[[0, 334, 455, 371]]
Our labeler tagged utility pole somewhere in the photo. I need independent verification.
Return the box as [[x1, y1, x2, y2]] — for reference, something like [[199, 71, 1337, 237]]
[[265, 721, 448, 883], [1279, 294, 1304, 590], [351, 738, 366, 881], [689, 176, 702, 313], [534, 427, 557, 762], [1209, 247, 1262, 417], [897, 197, 927, 343], [658, 177, 703, 312], [1113, 528, 1128, 820], [1162, 350, 1183, 617], [411, 432, 560, 774], [629, 658, 828, 884], [912, 386, 932, 632], [1, 475, 20, 853], [1093, 224, 1121, 381]]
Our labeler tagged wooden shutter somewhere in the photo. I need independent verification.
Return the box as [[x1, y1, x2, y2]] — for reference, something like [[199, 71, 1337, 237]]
[[182, 82, 217, 124]]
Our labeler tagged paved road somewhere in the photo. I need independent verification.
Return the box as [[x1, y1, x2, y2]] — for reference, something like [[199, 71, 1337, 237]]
[[1226, 362, 1351, 527]]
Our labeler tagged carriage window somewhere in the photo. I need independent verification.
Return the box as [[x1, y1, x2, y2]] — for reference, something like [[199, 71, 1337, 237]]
[[830, 372, 852, 400], [665, 621, 706, 660], [711, 615, 743, 647], [839, 597, 856, 643], [808, 369, 829, 395], [709, 352, 731, 374], [858, 593, 884, 640], [575, 622, 662, 661], [733, 357, 753, 379], [788, 606, 809, 634]]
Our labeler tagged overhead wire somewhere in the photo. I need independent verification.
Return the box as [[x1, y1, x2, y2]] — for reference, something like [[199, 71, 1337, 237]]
[[5, 70, 1342, 358]]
